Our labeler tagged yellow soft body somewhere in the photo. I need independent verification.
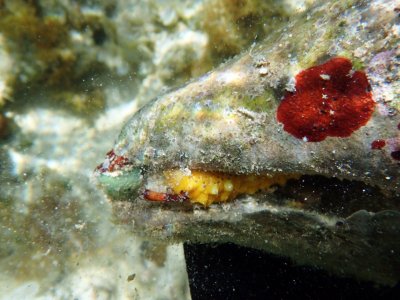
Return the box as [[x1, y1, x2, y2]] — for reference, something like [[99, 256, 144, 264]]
[[164, 169, 298, 206]]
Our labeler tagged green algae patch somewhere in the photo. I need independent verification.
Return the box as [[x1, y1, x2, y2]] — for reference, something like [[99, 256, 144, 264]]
[[335, 51, 366, 72], [239, 92, 275, 113], [154, 101, 190, 134], [295, 18, 345, 69], [211, 89, 276, 114]]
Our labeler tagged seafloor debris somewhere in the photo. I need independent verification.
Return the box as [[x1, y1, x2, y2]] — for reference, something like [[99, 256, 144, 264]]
[[96, 0, 400, 285]]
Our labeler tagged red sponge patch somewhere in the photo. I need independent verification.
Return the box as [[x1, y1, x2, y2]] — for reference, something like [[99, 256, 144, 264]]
[[277, 57, 375, 142]]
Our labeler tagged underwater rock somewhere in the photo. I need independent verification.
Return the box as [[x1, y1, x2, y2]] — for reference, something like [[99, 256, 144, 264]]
[[96, 0, 400, 285], [0, 0, 303, 115], [0, 113, 10, 139], [0, 103, 192, 298], [0, 34, 13, 108], [0, 0, 207, 114]]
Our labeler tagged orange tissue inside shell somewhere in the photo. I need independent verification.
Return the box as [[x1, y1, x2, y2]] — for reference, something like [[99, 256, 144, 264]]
[[163, 169, 299, 207]]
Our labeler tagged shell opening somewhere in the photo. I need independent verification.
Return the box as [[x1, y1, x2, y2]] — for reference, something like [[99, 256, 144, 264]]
[[163, 169, 300, 206]]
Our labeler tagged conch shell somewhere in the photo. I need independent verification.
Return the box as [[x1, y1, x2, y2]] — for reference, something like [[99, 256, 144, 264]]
[[96, 0, 400, 285]]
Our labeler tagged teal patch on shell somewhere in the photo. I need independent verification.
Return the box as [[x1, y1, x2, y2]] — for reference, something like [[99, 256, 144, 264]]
[[97, 168, 142, 201]]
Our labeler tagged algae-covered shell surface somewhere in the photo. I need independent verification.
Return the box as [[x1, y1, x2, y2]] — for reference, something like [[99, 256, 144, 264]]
[[96, 0, 400, 285]]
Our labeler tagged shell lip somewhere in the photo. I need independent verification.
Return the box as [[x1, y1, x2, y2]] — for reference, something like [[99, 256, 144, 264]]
[[95, 158, 400, 213], [138, 168, 400, 215]]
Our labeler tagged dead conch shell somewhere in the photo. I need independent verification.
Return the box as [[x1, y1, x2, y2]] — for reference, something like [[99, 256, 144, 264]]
[[95, 0, 400, 285]]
